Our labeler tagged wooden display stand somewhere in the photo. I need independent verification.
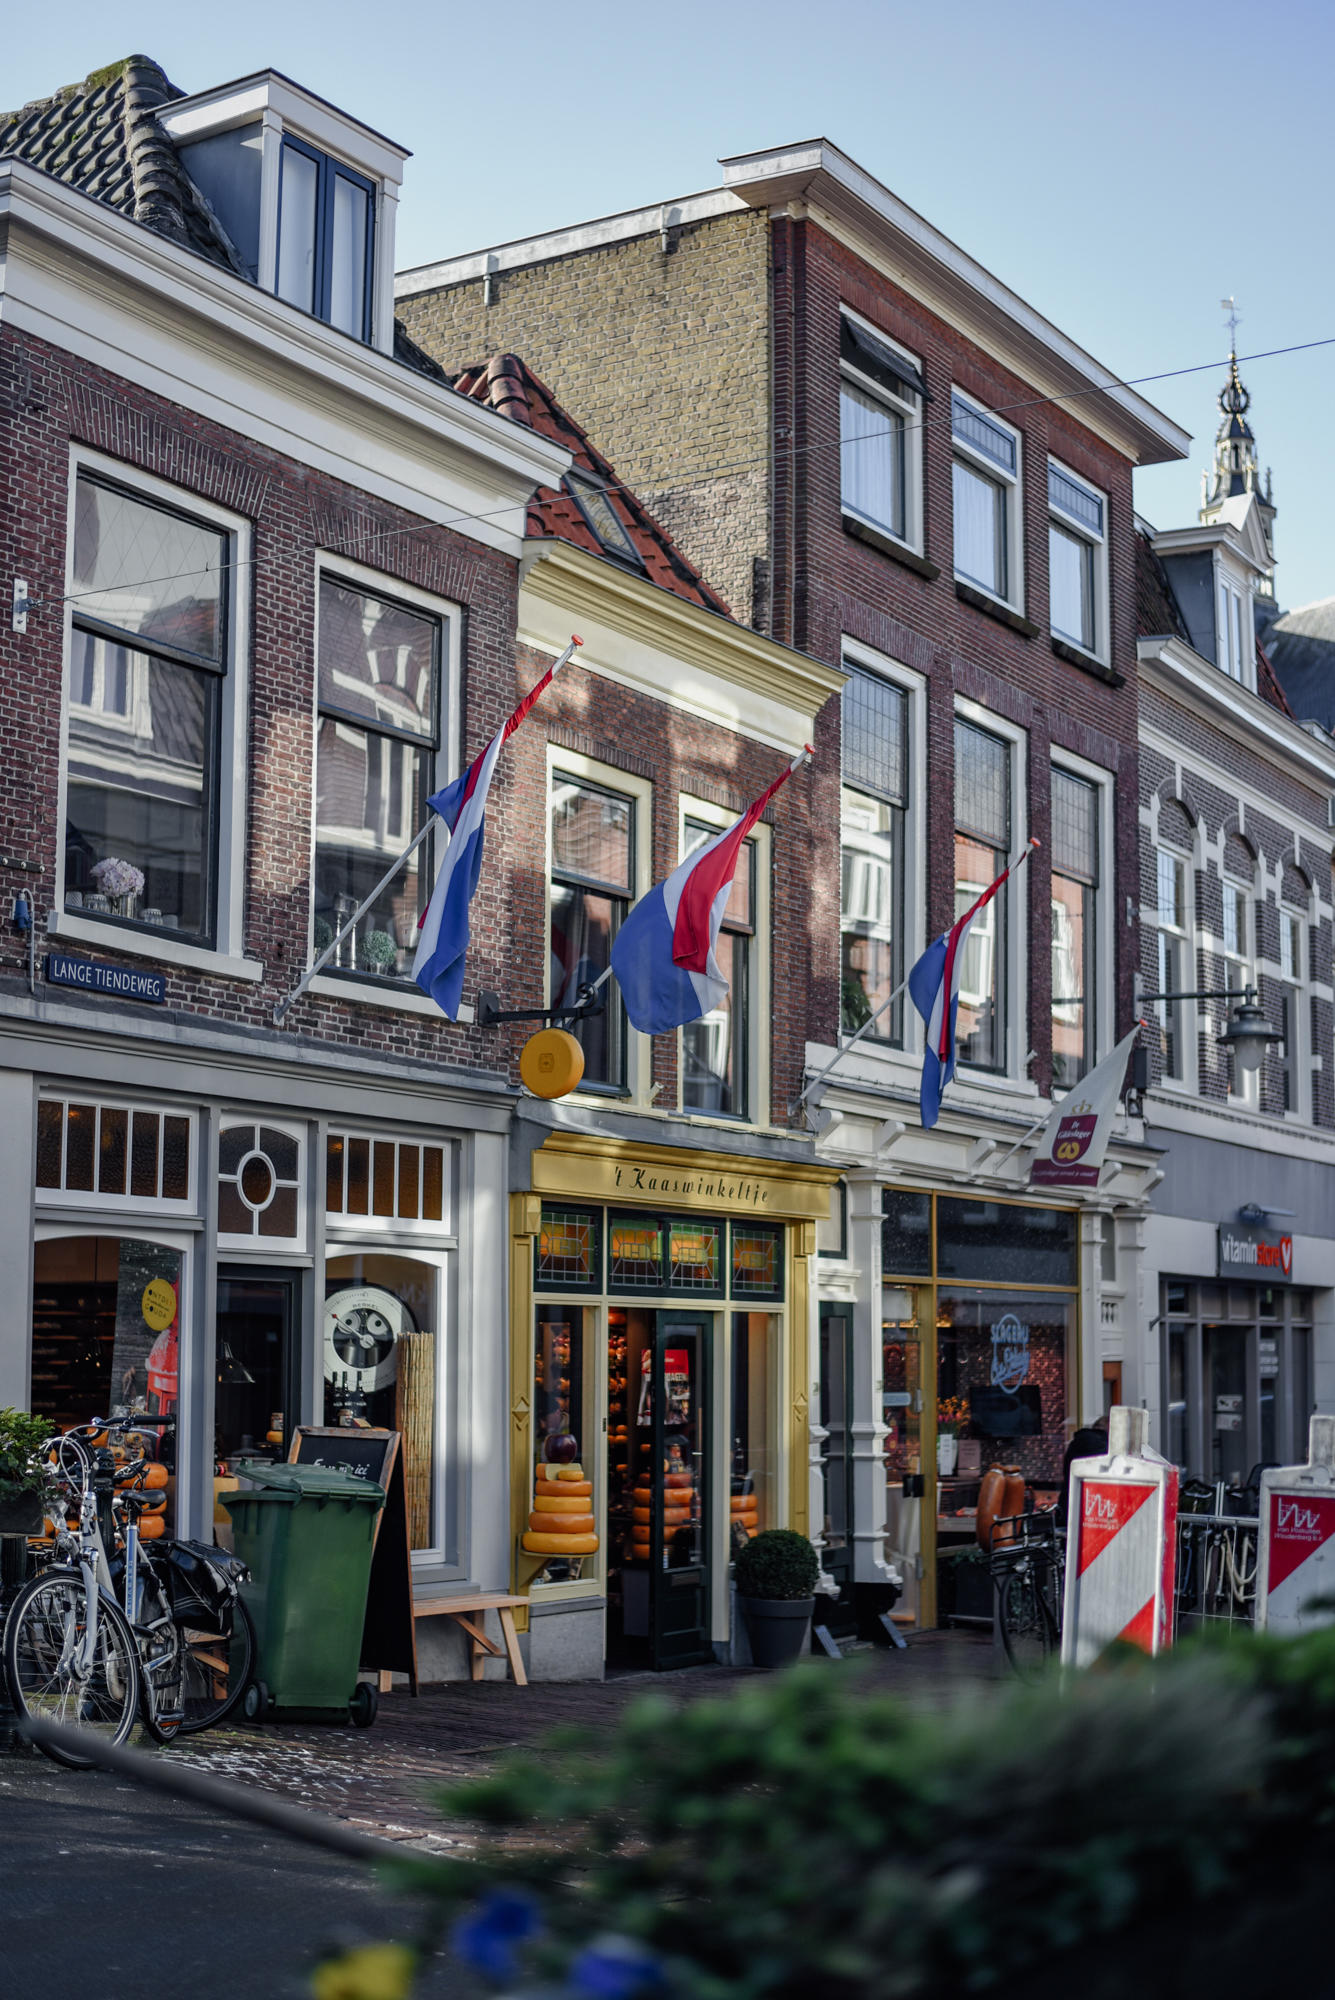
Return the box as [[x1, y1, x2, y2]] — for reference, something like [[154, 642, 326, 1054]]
[[288, 1427, 419, 1696]]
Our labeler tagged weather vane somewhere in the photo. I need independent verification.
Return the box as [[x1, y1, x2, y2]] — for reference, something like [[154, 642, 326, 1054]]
[[1221, 295, 1242, 355]]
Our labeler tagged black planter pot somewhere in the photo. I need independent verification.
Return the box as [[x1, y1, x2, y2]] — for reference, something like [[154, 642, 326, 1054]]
[[0, 1492, 42, 1537], [740, 1595, 814, 1669]]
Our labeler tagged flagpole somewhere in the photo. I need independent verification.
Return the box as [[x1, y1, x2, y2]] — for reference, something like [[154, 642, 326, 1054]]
[[790, 837, 1040, 1126], [272, 636, 582, 1028]]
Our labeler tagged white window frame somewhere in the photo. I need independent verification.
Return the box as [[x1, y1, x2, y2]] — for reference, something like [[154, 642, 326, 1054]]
[[545, 744, 653, 1108], [951, 388, 1024, 612], [1220, 857, 1257, 1109], [217, 1114, 307, 1252], [1047, 457, 1110, 665], [305, 552, 462, 1015], [1151, 840, 1197, 1094], [675, 794, 771, 1128], [1277, 893, 1309, 1123], [1215, 564, 1255, 690], [50, 449, 259, 982], [953, 697, 1029, 1084], [839, 306, 925, 556], [34, 1095, 200, 1217], [839, 638, 927, 1054], [1049, 749, 1115, 1084], [324, 1127, 458, 1237]]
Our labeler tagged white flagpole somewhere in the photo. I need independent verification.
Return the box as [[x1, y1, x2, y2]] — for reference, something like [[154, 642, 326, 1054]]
[[272, 636, 582, 1028]]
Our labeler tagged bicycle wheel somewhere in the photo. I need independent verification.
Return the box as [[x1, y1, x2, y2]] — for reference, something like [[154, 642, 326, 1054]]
[[5, 1568, 140, 1769], [136, 1586, 185, 1745], [176, 1590, 256, 1734], [997, 1562, 1058, 1680]]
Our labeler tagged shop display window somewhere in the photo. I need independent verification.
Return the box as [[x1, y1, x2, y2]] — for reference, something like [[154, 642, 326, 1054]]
[[731, 1224, 783, 1301], [32, 1236, 183, 1527], [730, 1313, 773, 1552], [215, 1271, 297, 1469], [324, 1253, 440, 1552], [937, 1290, 1073, 1486], [530, 1305, 594, 1583], [936, 1199, 1076, 1287], [326, 1132, 448, 1226], [37, 1098, 192, 1206], [218, 1121, 303, 1244], [882, 1190, 931, 1276], [1160, 1280, 1313, 1483]]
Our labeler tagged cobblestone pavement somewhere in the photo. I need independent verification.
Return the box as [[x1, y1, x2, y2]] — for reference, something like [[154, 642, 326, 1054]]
[[163, 1627, 999, 1847]]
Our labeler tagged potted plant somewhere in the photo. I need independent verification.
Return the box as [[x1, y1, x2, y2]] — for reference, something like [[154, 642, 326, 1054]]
[[0, 1408, 54, 1536], [937, 1396, 969, 1478], [734, 1528, 818, 1669]]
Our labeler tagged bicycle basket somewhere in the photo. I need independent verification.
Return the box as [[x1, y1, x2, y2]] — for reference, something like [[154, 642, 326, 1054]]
[[162, 1539, 249, 1627]]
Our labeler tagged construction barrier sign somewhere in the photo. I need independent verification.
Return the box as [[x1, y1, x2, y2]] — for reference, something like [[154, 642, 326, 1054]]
[[1257, 1416, 1335, 1634], [1062, 1407, 1178, 1668]]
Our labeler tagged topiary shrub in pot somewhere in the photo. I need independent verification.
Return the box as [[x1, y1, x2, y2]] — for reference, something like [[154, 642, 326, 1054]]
[[734, 1528, 819, 1668], [0, 1408, 53, 1535]]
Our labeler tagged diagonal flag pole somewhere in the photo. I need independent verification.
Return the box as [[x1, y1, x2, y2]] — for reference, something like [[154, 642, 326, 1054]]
[[273, 637, 582, 1027], [792, 837, 1039, 1124]]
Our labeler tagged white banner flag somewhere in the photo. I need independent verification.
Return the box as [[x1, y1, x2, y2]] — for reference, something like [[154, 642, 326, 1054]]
[[1030, 1027, 1140, 1189]]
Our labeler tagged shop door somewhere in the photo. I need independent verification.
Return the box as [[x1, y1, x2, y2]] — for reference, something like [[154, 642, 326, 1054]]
[[818, 1308, 855, 1599], [1205, 1320, 1252, 1488], [649, 1314, 712, 1670], [215, 1270, 299, 1467]]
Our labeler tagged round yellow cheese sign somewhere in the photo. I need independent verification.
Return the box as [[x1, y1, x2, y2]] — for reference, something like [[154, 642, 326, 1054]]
[[519, 1028, 585, 1100], [142, 1277, 177, 1331]]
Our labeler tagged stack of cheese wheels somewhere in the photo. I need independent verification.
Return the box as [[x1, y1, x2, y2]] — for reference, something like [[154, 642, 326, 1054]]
[[730, 1488, 760, 1539], [630, 1468, 694, 1561], [521, 1461, 598, 1556]]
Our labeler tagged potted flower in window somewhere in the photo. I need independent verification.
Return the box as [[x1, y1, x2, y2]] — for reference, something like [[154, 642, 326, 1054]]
[[937, 1396, 969, 1479], [734, 1528, 818, 1669], [91, 856, 145, 919], [0, 1408, 54, 1537]]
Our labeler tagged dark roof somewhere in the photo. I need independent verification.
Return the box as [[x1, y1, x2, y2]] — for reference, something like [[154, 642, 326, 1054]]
[[450, 354, 732, 614], [1264, 598, 1335, 728], [0, 56, 245, 271], [1, 56, 445, 389], [1134, 527, 1191, 644]]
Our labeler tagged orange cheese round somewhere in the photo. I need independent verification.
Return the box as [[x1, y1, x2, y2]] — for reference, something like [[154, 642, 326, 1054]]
[[522, 1530, 599, 1555], [532, 1492, 593, 1514], [529, 1510, 595, 1535]]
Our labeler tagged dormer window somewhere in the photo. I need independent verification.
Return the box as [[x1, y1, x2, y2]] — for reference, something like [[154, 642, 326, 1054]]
[[276, 138, 375, 340], [1215, 568, 1253, 688], [565, 474, 644, 569]]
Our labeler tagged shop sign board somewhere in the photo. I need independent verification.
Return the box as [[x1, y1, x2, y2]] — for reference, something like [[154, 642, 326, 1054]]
[[46, 952, 165, 1005], [1062, 1409, 1179, 1668], [1217, 1219, 1294, 1282], [1256, 1420, 1335, 1634]]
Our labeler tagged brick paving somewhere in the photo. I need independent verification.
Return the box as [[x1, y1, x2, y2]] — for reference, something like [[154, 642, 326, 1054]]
[[164, 1628, 999, 1848]]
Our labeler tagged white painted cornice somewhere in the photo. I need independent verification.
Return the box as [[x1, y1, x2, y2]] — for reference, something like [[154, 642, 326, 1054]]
[[1146, 1087, 1335, 1165], [519, 539, 845, 752], [0, 161, 569, 556], [1138, 637, 1335, 792]]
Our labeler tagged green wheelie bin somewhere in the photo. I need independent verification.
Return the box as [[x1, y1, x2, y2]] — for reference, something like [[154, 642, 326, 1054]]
[[222, 1461, 385, 1726]]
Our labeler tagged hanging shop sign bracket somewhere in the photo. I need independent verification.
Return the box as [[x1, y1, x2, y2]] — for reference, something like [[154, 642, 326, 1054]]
[[477, 964, 612, 1029]]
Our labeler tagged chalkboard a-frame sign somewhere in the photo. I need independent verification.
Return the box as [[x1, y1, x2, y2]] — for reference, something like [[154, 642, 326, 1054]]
[[288, 1427, 419, 1694]]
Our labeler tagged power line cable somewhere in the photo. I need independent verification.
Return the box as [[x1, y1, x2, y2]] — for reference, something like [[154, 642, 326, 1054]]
[[26, 334, 1332, 617]]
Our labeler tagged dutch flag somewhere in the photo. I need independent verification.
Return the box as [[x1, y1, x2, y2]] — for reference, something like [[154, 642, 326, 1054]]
[[611, 748, 810, 1036], [414, 640, 580, 1018], [907, 843, 1035, 1128]]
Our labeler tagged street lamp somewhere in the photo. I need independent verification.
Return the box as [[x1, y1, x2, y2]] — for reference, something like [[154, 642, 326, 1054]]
[[1136, 982, 1282, 1073]]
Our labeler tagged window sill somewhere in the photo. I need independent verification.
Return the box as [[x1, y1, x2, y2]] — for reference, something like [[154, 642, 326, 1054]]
[[842, 514, 939, 580], [1051, 634, 1124, 687], [954, 579, 1039, 638], [307, 972, 475, 1022], [47, 911, 263, 982]]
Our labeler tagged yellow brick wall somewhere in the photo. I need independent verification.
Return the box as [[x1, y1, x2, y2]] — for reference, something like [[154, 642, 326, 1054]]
[[398, 209, 772, 625]]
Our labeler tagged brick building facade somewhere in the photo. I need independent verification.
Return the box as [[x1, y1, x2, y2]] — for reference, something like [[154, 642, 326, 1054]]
[[398, 138, 1189, 1629]]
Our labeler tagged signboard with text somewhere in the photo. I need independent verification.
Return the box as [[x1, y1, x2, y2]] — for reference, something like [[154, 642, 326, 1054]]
[[1217, 1219, 1294, 1283]]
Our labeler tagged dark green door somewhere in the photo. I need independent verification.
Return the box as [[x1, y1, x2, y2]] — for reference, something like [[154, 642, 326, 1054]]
[[819, 1307, 855, 1598], [650, 1314, 712, 1670]]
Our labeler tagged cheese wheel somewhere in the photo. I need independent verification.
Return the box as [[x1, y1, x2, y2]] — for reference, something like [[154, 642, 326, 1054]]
[[536, 1477, 592, 1498], [633, 1506, 690, 1528], [522, 1530, 599, 1555], [555, 1465, 586, 1482], [664, 1472, 693, 1489], [532, 1492, 593, 1514], [137, 1513, 166, 1540], [530, 1511, 595, 1535]]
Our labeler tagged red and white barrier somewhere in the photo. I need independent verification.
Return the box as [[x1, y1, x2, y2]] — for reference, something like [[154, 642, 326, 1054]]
[[1062, 1406, 1179, 1668], [1257, 1415, 1335, 1635]]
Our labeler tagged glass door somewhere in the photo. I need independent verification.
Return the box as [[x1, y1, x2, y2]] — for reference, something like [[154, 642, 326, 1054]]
[[883, 1287, 931, 1623], [214, 1270, 299, 1469], [818, 1308, 854, 1597], [649, 1314, 712, 1670]]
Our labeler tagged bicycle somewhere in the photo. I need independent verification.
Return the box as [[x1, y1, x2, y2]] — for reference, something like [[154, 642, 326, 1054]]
[[989, 1510, 1065, 1678]]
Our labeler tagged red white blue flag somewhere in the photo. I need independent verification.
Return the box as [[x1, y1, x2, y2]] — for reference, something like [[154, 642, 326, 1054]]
[[908, 844, 1034, 1128], [414, 640, 580, 1018], [611, 748, 810, 1035]]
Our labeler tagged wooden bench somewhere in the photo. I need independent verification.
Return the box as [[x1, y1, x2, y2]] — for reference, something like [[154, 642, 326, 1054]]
[[387, 1590, 528, 1689]]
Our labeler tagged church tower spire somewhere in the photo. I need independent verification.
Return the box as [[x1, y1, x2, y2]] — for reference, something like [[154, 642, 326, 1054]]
[[1200, 298, 1276, 590]]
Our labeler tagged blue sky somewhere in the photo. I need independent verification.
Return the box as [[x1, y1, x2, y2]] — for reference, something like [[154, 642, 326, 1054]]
[[11, 0, 1334, 608]]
